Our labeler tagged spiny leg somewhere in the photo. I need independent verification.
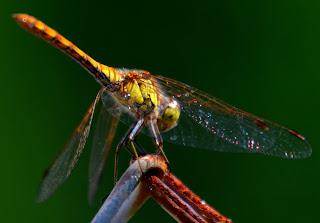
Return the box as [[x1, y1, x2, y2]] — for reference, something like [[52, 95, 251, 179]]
[[133, 137, 147, 154], [124, 143, 134, 156], [114, 123, 135, 185], [150, 121, 171, 172], [114, 118, 145, 185], [128, 139, 153, 191], [114, 146, 123, 185], [129, 140, 145, 178], [127, 118, 147, 178]]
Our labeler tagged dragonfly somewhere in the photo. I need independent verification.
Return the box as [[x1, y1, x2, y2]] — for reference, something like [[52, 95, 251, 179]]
[[13, 14, 312, 204]]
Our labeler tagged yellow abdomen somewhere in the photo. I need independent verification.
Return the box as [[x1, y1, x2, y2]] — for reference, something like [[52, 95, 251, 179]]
[[13, 14, 122, 86]]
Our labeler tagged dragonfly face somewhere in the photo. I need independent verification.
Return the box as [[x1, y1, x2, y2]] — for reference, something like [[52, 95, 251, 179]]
[[13, 14, 312, 204]]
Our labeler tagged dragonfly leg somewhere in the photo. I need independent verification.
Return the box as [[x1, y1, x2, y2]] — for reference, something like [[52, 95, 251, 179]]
[[114, 123, 134, 185], [129, 140, 145, 176], [123, 143, 134, 156], [114, 118, 145, 185], [150, 121, 171, 172], [133, 137, 147, 154]]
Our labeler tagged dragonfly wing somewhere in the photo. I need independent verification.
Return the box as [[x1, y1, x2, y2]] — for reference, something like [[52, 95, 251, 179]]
[[36, 90, 102, 202], [88, 102, 121, 205], [101, 89, 136, 126], [152, 75, 311, 159]]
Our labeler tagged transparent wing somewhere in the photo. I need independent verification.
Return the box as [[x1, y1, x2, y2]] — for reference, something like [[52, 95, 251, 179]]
[[152, 75, 311, 159], [101, 90, 136, 127], [36, 90, 102, 202], [88, 102, 121, 205]]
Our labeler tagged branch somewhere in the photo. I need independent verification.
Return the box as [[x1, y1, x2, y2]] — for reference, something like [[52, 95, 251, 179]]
[[91, 154, 231, 223]]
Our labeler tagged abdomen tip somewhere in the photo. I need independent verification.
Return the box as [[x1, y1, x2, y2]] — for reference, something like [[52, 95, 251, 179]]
[[12, 13, 29, 23]]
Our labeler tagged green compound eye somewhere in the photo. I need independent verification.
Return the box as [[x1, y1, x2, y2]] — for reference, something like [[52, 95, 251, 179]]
[[157, 100, 181, 132], [163, 106, 180, 124]]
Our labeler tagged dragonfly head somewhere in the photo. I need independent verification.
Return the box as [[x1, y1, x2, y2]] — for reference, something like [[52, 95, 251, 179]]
[[157, 99, 180, 132]]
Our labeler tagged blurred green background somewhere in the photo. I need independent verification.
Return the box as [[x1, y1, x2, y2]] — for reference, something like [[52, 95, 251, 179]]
[[1, 0, 319, 222]]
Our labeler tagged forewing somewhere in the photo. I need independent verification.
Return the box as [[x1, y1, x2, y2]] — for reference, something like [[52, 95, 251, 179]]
[[88, 102, 121, 205], [153, 75, 311, 159], [101, 89, 136, 126], [36, 90, 102, 202]]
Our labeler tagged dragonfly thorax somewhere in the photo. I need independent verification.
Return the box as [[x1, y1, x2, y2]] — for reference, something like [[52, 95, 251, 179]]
[[111, 70, 181, 132], [112, 70, 158, 116]]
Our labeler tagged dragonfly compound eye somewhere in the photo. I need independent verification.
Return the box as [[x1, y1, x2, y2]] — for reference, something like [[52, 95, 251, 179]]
[[157, 99, 180, 132]]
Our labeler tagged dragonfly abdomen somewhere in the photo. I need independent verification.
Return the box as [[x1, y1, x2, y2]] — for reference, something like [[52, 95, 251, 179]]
[[13, 14, 121, 86]]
